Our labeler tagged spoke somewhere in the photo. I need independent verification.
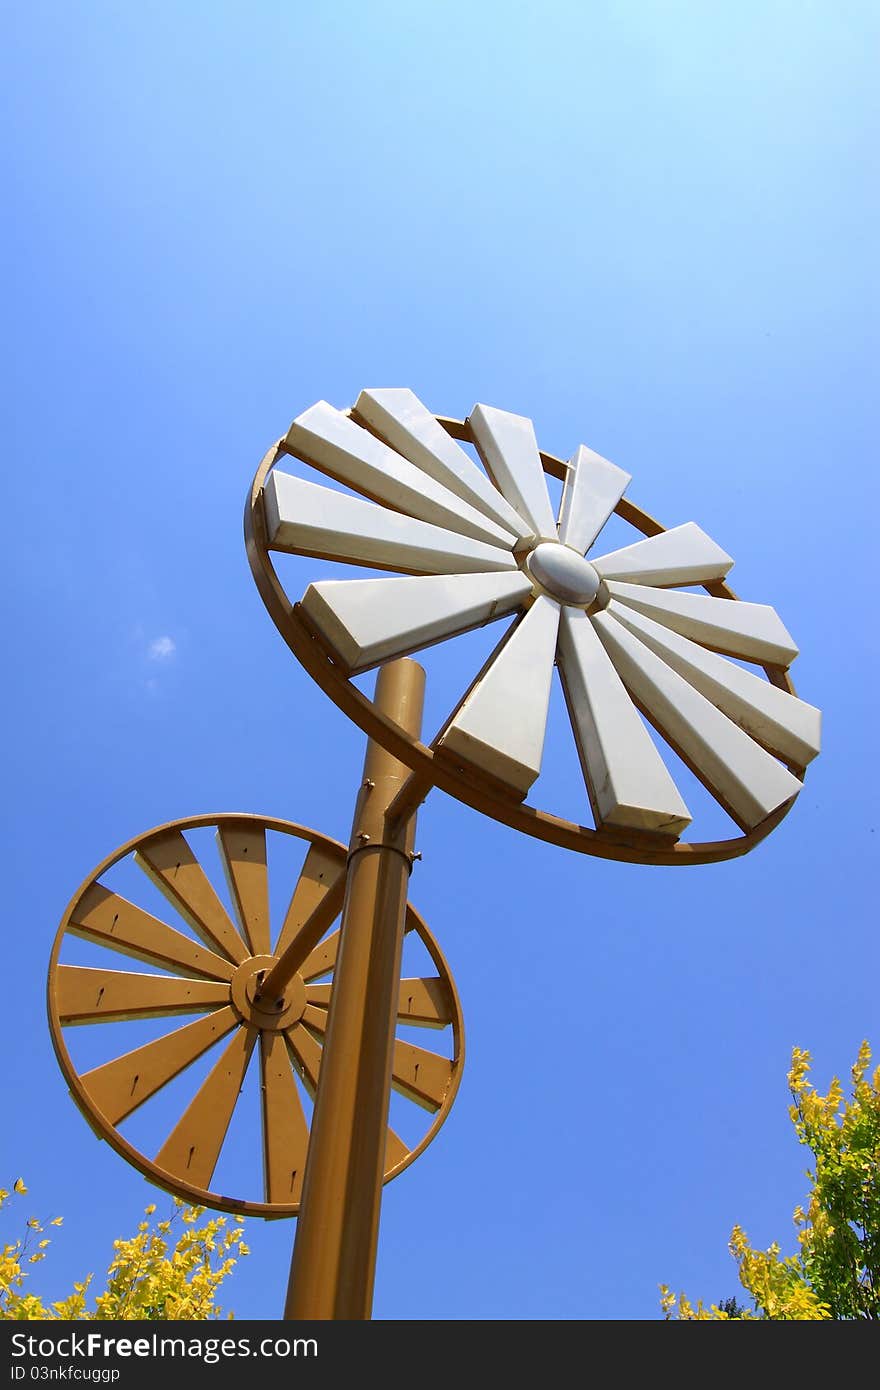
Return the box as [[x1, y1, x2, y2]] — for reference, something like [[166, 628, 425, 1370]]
[[391, 1041, 453, 1113], [299, 928, 341, 983], [353, 388, 532, 540], [68, 884, 235, 982], [79, 1006, 239, 1126], [557, 609, 691, 836], [301, 1003, 330, 1034], [298, 1005, 451, 1111], [591, 522, 733, 586], [306, 975, 453, 1029], [260, 1032, 310, 1204], [305, 983, 332, 1008], [604, 581, 800, 666], [56, 966, 229, 1025], [285, 1023, 323, 1098], [593, 610, 803, 830], [216, 823, 271, 956], [154, 1026, 256, 1190], [385, 1129, 410, 1170], [301, 571, 531, 674], [273, 847, 346, 964], [396, 977, 455, 1029], [135, 831, 249, 966], [558, 445, 631, 554], [437, 596, 560, 797], [286, 401, 517, 547], [283, 1027, 410, 1174], [606, 602, 821, 767], [469, 404, 556, 540], [264, 470, 517, 575]]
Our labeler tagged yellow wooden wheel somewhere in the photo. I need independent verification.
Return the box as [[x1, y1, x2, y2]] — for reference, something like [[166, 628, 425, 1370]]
[[48, 813, 464, 1218]]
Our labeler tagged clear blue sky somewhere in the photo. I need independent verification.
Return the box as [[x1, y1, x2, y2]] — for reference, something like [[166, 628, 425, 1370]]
[[3, 2, 877, 1320]]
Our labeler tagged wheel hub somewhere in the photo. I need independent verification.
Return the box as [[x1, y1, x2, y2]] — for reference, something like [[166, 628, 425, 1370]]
[[525, 541, 601, 607], [230, 953, 307, 1031]]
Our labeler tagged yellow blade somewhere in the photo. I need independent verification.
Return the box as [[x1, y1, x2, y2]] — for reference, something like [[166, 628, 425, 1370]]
[[56, 966, 229, 1025], [273, 846, 346, 958], [154, 1026, 256, 1189], [298, 1006, 452, 1111], [260, 1032, 310, 1204], [304, 983, 333, 1008], [68, 884, 235, 982], [384, 1128, 410, 1172], [79, 1006, 239, 1126], [299, 928, 342, 983], [285, 1022, 323, 1098], [396, 977, 455, 1029], [136, 830, 249, 965], [391, 1041, 453, 1113], [300, 1003, 329, 1035], [305, 975, 453, 1029], [216, 823, 271, 956], [284, 1025, 410, 1177]]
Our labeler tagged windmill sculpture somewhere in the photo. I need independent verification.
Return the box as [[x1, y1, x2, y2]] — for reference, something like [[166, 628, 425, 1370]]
[[49, 388, 820, 1319]]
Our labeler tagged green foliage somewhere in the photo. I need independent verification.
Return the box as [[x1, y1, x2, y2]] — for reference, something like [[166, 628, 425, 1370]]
[[0, 1183, 248, 1320], [661, 1041, 879, 1320]]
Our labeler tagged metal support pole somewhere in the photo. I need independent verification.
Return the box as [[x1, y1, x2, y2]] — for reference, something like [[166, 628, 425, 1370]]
[[284, 658, 426, 1320]]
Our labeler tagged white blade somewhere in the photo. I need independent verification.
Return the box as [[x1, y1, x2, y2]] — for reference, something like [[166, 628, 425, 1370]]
[[592, 610, 803, 830], [437, 596, 560, 797], [301, 571, 532, 674], [592, 522, 733, 586], [469, 404, 557, 541], [605, 581, 799, 666], [605, 602, 821, 768], [353, 388, 532, 542], [558, 445, 631, 554], [558, 609, 691, 836], [286, 401, 516, 549], [263, 470, 517, 576]]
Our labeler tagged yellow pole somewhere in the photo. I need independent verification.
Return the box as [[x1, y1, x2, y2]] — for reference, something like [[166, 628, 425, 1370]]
[[284, 658, 425, 1319]]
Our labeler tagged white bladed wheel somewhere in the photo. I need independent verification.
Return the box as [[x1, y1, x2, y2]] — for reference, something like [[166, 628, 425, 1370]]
[[47, 814, 463, 1218], [246, 390, 820, 866]]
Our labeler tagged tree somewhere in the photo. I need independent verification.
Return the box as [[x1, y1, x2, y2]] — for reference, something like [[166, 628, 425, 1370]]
[[660, 1041, 879, 1320], [0, 1182, 248, 1320]]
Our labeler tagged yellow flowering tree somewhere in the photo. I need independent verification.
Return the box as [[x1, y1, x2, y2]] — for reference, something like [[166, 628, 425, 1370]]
[[661, 1041, 879, 1320], [0, 1182, 249, 1320]]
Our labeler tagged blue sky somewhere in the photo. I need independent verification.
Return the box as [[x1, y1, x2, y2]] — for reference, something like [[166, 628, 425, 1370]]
[[3, 2, 877, 1320]]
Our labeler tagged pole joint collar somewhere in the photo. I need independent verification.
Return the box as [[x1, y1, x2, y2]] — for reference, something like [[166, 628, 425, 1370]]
[[346, 839, 420, 874]]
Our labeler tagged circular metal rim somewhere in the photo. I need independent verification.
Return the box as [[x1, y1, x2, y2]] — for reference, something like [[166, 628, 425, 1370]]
[[48, 812, 465, 1219], [245, 417, 801, 867]]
